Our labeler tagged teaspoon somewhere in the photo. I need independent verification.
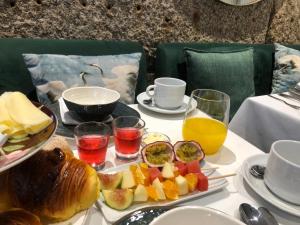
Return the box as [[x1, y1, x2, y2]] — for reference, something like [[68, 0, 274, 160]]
[[239, 203, 279, 225], [249, 165, 265, 179]]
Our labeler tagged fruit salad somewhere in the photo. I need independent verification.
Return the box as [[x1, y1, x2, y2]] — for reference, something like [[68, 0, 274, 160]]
[[98, 160, 209, 210]]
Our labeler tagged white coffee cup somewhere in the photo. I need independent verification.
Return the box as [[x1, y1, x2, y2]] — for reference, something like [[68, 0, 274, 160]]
[[146, 77, 186, 109], [264, 140, 300, 205]]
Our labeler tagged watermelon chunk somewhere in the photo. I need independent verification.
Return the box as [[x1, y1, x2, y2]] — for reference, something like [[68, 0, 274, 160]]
[[175, 161, 188, 176], [187, 160, 201, 174], [197, 173, 208, 191], [148, 167, 163, 183]]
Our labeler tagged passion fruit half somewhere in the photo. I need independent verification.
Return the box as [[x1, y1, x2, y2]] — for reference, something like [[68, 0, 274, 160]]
[[141, 141, 174, 167], [174, 141, 204, 163]]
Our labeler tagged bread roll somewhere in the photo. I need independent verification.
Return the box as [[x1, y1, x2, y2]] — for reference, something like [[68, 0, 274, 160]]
[[0, 208, 41, 225], [1, 137, 100, 222]]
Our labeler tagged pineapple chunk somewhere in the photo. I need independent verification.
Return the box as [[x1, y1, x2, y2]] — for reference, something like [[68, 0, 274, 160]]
[[134, 184, 148, 202], [121, 170, 136, 189], [175, 175, 188, 195], [152, 178, 166, 200], [162, 162, 175, 179]]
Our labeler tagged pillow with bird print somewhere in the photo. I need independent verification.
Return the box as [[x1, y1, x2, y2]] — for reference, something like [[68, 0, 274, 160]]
[[23, 53, 141, 105]]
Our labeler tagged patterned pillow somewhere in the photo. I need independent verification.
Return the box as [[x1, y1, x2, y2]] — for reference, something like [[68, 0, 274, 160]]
[[271, 44, 300, 93], [23, 53, 142, 105]]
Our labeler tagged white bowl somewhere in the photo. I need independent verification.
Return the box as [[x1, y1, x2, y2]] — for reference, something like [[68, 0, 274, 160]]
[[149, 206, 244, 225], [264, 140, 300, 205], [62, 86, 120, 120]]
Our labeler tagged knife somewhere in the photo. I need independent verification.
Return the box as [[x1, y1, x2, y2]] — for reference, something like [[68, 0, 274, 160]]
[[279, 93, 300, 103]]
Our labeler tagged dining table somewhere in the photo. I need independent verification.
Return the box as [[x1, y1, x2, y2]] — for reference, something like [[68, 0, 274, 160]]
[[229, 94, 300, 152], [66, 104, 300, 225]]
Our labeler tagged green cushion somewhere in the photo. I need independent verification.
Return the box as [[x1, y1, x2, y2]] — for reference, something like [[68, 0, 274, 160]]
[[156, 43, 274, 96], [0, 38, 147, 102], [185, 48, 255, 119]]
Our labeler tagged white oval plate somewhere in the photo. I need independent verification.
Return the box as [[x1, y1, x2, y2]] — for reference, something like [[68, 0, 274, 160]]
[[242, 154, 300, 217], [137, 92, 197, 114], [97, 161, 228, 223]]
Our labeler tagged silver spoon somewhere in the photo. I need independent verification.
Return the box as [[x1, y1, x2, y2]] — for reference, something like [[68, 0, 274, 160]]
[[239, 203, 279, 225], [250, 165, 265, 179]]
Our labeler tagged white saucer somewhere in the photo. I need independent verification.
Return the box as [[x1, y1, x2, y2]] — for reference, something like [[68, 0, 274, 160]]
[[137, 92, 197, 114], [242, 154, 300, 217]]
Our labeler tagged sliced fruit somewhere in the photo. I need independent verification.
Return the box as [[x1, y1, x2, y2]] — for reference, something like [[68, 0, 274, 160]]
[[121, 170, 136, 189], [98, 172, 123, 190], [174, 141, 204, 163], [134, 184, 148, 202], [163, 180, 179, 200], [141, 141, 174, 167], [187, 160, 201, 174], [197, 173, 208, 191], [161, 162, 175, 179], [175, 175, 188, 195], [185, 173, 198, 192], [130, 165, 146, 185], [139, 163, 151, 186], [148, 167, 163, 183], [175, 161, 188, 176], [146, 185, 159, 201], [102, 189, 133, 210], [152, 178, 166, 200]]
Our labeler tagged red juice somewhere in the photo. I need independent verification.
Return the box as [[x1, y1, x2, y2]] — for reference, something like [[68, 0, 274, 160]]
[[114, 127, 142, 155], [77, 135, 109, 166]]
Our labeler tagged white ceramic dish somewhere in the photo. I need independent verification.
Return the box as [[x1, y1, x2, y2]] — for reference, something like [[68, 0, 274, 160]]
[[97, 161, 228, 223], [242, 154, 300, 217], [149, 206, 244, 225], [137, 92, 197, 114], [264, 140, 300, 205]]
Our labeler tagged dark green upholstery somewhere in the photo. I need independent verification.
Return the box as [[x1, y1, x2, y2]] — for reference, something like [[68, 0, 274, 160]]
[[156, 43, 300, 97], [185, 47, 255, 119], [0, 38, 147, 101], [156, 43, 275, 96]]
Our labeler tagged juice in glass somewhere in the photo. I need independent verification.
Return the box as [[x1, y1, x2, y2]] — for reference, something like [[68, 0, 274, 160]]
[[114, 127, 142, 155], [77, 134, 109, 166], [74, 122, 111, 170], [113, 116, 145, 160], [182, 117, 227, 155]]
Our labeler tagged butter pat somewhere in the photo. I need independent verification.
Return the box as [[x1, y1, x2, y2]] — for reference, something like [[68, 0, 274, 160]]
[[142, 132, 170, 146]]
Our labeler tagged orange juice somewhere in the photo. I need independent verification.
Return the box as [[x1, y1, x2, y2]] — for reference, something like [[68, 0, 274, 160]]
[[182, 117, 227, 155]]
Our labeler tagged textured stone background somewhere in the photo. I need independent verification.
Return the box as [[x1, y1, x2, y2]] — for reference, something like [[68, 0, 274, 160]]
[[0, 0, 299, 70]]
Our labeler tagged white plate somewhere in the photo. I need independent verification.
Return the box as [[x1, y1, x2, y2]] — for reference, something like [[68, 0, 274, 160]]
[[97, 162, 228, 223], [150, 206, 244, 225], [242, 154, 300, 217], [137, 92, 197, 114]]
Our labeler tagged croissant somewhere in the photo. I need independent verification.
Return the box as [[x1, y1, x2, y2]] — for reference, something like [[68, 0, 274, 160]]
[[0, 208, 42, 225], [1, 146, 100, 221]]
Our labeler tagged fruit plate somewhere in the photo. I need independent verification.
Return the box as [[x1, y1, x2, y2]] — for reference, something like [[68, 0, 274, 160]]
[[0, 102, 57, 173], [97, 162, 228, 223]]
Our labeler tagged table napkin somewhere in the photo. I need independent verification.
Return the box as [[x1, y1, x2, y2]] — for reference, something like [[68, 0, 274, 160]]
[[58, 98, 85, 125]]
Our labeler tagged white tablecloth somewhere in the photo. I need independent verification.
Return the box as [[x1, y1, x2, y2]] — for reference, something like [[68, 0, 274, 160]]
[[67, 104, 300, 225], [229, 95, 300, 152]]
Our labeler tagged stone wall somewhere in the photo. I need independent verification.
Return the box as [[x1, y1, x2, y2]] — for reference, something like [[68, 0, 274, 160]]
[[0, 0, 299, 69]]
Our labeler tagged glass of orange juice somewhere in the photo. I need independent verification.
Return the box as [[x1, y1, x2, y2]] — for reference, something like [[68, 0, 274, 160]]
[[182, 89, 230, 155]]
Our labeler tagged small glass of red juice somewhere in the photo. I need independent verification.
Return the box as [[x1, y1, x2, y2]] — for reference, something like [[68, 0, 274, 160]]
[[74, 122, 111, 170], [112, 116, 145, 160]]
